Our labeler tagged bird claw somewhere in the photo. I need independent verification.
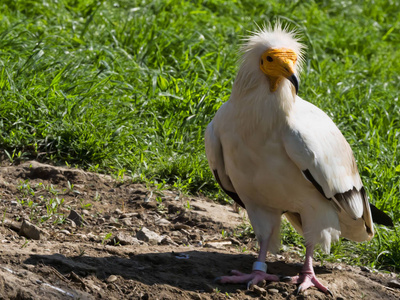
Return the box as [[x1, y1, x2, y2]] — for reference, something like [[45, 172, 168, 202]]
[[279, 275, 292, 282], [296, 285, 303, 295], [326, 289, 333, 297], [247, 280, 253, 290]]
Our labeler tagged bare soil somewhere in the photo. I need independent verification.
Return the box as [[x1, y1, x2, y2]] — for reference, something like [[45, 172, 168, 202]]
[[0, 161, 399, 300]]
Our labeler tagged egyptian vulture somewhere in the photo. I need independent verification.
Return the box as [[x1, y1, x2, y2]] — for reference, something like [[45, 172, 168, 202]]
[[205, 24, 393, 295]]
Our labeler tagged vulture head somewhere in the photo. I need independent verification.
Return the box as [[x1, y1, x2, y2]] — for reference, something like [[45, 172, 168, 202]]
[[238, 24, 305, 96]]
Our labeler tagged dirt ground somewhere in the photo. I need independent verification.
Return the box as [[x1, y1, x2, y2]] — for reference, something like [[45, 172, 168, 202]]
[[0, 161, 399, 300]]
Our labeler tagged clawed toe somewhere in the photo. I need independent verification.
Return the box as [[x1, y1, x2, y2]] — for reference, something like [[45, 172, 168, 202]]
[[292, 272, 332, 296], [279, 275, 292, 282]]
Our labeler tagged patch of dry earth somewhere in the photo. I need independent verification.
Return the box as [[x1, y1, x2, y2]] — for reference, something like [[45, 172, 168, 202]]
[[0, 161, 399, 299]]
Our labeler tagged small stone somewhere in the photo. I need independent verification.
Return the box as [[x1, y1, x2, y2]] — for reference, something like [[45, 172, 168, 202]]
[[161, 236, 178, 246], [82, 209, 90, 216], [180, 229, 190, 236], [170, 231, 182, 237], [282, 291, 289, 297], [121, 218, 132, 226], [155, 218, 170, 226], [10, 201, 19, 206], [136, 227, 163, 245], [115, 208, 123, 215], [173, 223, 190, 230], [59, 230, 70, 235], [19, 220, 48, 240], [253, 285, 267, 296], [121, 212, 139, 218], [66, 219, 76, 228], [267, 288, 279, 294], [111, 233, 140, 245], [106, 275, 118, 283], [67, 210, 85, 227], [388, 279, 400, 289]]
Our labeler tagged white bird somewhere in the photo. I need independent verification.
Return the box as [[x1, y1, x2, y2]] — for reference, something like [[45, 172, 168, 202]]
[[205, 24, 392, 295]]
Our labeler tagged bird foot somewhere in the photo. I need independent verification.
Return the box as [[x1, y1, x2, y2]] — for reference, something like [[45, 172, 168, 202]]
[[215, 270, 285, 288], [291, 271, 333, 296]]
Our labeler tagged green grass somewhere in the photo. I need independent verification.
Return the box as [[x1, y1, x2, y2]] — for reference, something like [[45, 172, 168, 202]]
[[0, 0, 399, 271]]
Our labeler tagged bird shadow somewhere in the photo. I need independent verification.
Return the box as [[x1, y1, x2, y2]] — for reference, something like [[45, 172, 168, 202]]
[[24, 249, 332, 296]]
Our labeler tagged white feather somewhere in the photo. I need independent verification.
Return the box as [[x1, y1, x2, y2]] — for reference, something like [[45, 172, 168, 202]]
[[205, 24, 373, 254]]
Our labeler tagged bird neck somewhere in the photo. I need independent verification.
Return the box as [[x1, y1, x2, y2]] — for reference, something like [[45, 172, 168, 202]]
[[230, 71, 296, 133]]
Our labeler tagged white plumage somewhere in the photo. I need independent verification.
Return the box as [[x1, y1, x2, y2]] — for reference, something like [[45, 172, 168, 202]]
[[205, 24, 391, 294]]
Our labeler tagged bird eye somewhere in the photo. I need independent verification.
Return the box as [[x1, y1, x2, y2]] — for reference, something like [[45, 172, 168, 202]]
[[267, 56, 273, 62]]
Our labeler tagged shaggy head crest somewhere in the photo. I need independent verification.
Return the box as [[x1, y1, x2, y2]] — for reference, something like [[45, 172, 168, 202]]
[[240, 23, 306, 76]]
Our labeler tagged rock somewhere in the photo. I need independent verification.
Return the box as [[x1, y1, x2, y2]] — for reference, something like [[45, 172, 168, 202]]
[[170, 231, 182, 237], [59, 230, 70, 235], [282, 291, 289, 297], [121, 218, 132, 226], [204, 240, 232, 249], [111, 233, 140, 245], [82, 209, 90, 216], [173, 223, 190, 230], [155, 218, 170, 226], [267, 288, 279, 294], [10, 201, 19, 206], [136, 227, 163, 245], [253, 285, 267, 296], [66, 219, 76, 228], [115, 208, 123, 215], [121, 212, 139, 218], [160, 236, 179, 246], [19, 220, 48, 240], [388, 279, 400, 289], [106, 275, 118, 283], [67, 210, 86, 227]]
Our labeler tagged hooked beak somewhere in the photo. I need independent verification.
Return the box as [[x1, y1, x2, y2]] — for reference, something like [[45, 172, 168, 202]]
[[287, 74, 299, 95]]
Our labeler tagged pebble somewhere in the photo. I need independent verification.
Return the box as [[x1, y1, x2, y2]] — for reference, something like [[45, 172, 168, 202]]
[[253, 285, 267, 296], [161, 236, 178, 246], [267, 288, 279, 294], [10, 201, 19, 206], [67, 210, 85, 227], [170, 231, 182, 237], [106, 275, 118, 283], [59, 230, 70, 235], [173, 223, 190, 230], [112, 233, 140, 245], [155, 218, 170, 226], [121, 218, 132, 226], [136, 227, 163, 245], [66, 219, 76, 228], [19, 220, 48, 240], [121, 212, 138, 218]]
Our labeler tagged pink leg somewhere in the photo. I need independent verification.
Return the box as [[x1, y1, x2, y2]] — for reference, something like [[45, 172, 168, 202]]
[[215, 239, 287, 288], [291, 244, 333, 296]]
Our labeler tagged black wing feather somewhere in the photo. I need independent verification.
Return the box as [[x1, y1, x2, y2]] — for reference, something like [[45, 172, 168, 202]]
[[213, 169, 245, 208]]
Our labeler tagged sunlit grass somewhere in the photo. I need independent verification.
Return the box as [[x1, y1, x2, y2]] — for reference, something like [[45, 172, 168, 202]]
[[0, 0, 399, 270]]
